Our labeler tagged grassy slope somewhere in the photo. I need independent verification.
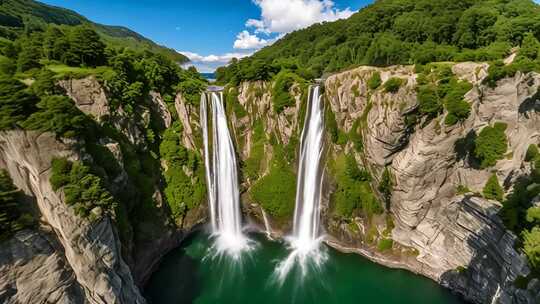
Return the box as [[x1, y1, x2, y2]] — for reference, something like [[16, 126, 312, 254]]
[[0, 0, 188, 63]]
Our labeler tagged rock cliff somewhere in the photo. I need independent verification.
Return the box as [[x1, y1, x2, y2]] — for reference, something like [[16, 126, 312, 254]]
[[0, 130, 145, 303]]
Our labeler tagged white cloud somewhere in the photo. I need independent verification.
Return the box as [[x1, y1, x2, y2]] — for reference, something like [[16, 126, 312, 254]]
[[250, 0, 354, 34], [178, 51, 252, 72], [233, 30, 270, 49], [232, 0, 355, 52]]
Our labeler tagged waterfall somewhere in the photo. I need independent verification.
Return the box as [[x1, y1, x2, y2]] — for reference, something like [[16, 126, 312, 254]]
[[276, 84, 327, 281], [261, 207, 273, 240], [200, 89, 250, 257]]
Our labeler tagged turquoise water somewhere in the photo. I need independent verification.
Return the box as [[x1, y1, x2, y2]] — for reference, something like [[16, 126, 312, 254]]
[[145, 233, 466, 304]]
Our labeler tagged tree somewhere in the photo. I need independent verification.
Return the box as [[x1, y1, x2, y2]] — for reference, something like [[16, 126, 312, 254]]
[[520, 32, 540, 60], [365, 33, 409, 66], [65, 26, 106, 66], [0, 76, 38, 129], [523, 227, 540, 271], [17, 46, 41, 72], [483, 173, 504, 201], [526, 144, 539, 162], [21, 95, 92, 138], [368, 72, 382, 90], [474, 122, 508, 168], [454, 7, 499, 48], [43, 26, 69, 61], [0, 56, 16, 75], [384, 77, 403, 93], [418, 85, 442, 117], [31, 69, 61, 96]]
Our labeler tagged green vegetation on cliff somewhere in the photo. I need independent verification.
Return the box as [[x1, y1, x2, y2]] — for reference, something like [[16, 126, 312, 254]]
[[250, 146, 297, 219], [474, 122, 508, 168], [483, 173, 504, 201], [331, 154, 382, 219], [50, 158, 117, 221], [0, 169, 35, 241], [500, 142, 540, 274], [159, 122, 206, 218], [416, 64, 473, 126]]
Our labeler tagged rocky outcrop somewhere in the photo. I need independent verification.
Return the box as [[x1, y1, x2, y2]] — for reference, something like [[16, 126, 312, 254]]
[[323, 64, 540, 304], [59, 76, 110, 122], [0, 130, 146, 304], [174, 93, 199, 152], [0, 229, 84, 304], [149, 91, 172, 129]]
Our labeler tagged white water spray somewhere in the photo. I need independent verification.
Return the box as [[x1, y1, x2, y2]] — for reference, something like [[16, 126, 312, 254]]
[[200, 89, 251, 258], [276, 84, 327, 281]]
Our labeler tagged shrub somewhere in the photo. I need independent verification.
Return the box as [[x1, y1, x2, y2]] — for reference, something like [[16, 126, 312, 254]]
[[457, 184, 472, 195], [384, 77, 403, 93], [525, 144, 539, 162], [50, 158, 116, 220], [474, 122, 508, 168], [22, 95, 93, 138], [0, 76, 39, 130], [523, 227, 540, 272], [377, 238, 393, 252], [378, 167, 393, 206], [368, 72, 382, 90], [332, 155, 382, 218], [250, 163, 296, 219], [272, 70, 300, 114], [417, 85, 442, 117], [443, 80, 472, 125], [0, 56, 15, 75], [483, 173, 503, 201], [160, 122, 206, 218]]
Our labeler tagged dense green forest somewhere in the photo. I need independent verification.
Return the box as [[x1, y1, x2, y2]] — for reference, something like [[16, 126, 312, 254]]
[[0, 0, 188, 63], [216, 0, 540, 83]]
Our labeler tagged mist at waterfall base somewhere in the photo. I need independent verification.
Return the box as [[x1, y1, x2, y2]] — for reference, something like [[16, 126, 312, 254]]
[[145, 232, 466, 304]]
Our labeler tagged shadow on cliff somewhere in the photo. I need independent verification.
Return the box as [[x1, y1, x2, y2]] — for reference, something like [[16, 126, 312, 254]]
[[518, 89, 539, 118], [454, 131, 482, 170], [439, 195, 525, 304], [143, 233, 202, 304]]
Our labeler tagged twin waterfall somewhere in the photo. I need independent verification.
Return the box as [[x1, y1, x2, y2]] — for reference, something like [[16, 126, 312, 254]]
[[200, 89, 250, 257], [276, 84, 326, 281], [199, 84, 326, 273]]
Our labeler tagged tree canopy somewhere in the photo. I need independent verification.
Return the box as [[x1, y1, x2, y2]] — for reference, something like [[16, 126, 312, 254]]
[[216, 0, 540, 83]]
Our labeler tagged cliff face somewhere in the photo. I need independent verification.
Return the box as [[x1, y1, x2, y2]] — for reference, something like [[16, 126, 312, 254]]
[[0, 131, 145, 303], [324, 64, 540, 303], [0, 76, 207, 303]]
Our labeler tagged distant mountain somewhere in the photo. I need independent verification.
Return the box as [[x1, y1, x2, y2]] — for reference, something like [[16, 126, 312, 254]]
[[0, 0, 188, 63]]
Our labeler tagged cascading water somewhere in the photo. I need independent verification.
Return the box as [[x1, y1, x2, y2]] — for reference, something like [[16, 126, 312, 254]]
[[200, 88, 251, 258], [276, 84, 327, 281]]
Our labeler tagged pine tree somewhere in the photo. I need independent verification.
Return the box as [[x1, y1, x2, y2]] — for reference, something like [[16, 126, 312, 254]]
[[483, 173, 504, 201]]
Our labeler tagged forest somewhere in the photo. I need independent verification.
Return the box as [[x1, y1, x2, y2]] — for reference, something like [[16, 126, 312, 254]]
[[216, 0, 540, 83]]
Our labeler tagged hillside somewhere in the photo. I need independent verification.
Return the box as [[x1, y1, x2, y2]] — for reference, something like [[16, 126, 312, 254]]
[[216, 0, 540, 82], [0, 0, 188, 63]]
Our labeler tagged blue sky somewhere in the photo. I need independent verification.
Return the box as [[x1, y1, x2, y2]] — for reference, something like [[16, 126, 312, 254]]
[[41, 0, 372, 72]]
